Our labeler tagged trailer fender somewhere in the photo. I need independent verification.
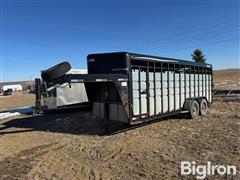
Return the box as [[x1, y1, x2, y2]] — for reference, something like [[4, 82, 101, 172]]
[[183, 98, 195, 111]]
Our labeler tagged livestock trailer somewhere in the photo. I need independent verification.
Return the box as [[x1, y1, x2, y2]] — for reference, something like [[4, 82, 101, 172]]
[[35, 52, 212, 126], [85, 52, 212, 124]]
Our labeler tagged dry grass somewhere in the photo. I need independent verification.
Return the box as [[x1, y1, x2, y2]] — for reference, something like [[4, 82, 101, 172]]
[[213, 69, 240, 88], [0, 92, 35, 111]]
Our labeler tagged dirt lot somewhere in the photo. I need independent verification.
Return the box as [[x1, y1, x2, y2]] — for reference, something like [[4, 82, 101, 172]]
[[0, 69, 239, 179], [0, 101, 239, 179], [0, 92, 35, 111]]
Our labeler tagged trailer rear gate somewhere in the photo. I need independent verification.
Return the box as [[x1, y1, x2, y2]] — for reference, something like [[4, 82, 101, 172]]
[[85, 52, 212, 125]]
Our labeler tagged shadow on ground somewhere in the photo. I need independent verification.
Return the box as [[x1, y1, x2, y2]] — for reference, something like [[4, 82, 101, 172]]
[[0, 109, 131, 136], [0, 109, 189, 136]]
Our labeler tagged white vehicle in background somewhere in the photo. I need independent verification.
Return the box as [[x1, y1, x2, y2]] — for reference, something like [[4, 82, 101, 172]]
[[3, 84, 23, 92]]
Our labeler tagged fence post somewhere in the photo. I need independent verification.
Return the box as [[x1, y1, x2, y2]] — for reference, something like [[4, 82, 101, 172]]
[[34, 78, 41, 114]]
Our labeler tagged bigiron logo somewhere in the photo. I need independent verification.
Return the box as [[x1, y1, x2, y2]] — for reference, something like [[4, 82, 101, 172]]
[[180, 161, 237, 179]]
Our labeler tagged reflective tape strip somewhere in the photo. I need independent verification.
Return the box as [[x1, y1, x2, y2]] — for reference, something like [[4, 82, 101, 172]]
[[96, 79, 108, 82], [72, 79, 84, 82], [118, 78, 128, 81], [141, 115, 148, 118], [134, 56, 178, 63]]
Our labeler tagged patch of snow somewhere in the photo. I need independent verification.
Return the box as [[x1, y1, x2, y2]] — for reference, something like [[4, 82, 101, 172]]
[[0, 112, 21, 119], [0, 106, 33, 119]]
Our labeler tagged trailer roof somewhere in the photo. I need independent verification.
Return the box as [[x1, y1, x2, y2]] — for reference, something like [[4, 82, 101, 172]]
[[88, 52, 212, 68]]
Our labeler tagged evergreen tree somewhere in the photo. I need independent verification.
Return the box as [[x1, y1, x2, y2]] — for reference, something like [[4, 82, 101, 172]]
[[191, 48, 206, 63]]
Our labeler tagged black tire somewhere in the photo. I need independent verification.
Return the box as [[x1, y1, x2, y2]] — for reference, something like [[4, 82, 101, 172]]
[[41, 61, 71, 82], [199, 98, 208, 116], [189, 100, 199, 119]]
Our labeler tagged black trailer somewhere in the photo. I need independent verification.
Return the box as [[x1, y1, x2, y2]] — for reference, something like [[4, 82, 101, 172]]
[[35, 52, 213, 126]]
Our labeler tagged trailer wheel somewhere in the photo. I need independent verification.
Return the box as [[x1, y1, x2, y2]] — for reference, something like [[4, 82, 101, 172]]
[[189, 100, 199, 119], [199, 98, 208, 116], [41, 61, 71, 82]]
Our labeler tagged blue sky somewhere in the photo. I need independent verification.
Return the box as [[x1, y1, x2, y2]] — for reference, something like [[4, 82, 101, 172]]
[[1, 0, 239, 82]]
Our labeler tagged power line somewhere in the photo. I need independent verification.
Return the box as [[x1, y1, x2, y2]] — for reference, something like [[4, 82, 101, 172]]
[[139, 25, 239, 50], [128, 19, 239, 50], [137, 26, 239, 51], [160, 37, 238, 54]]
